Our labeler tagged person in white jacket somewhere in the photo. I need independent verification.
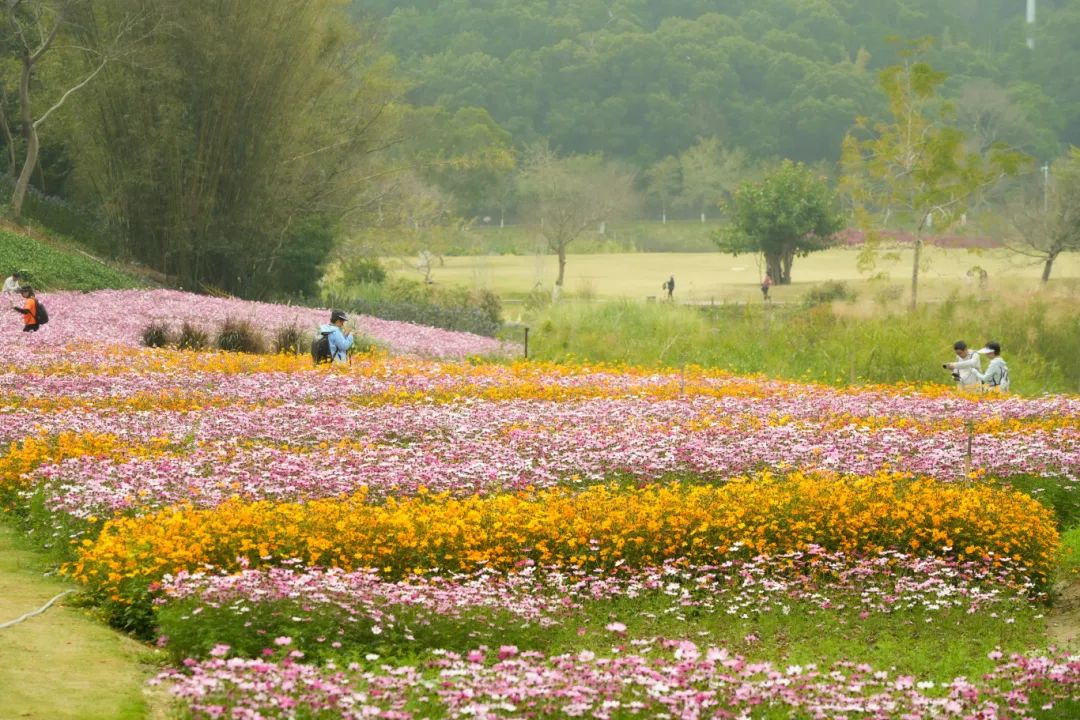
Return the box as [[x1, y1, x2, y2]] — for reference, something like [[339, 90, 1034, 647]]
[[974, 341, 1009, 392], [2, 271, 21, 294], [944, 340, 981, 387]]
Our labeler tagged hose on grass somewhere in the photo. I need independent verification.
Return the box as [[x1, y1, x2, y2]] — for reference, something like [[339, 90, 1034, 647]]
[[0, 590, 75, 629]]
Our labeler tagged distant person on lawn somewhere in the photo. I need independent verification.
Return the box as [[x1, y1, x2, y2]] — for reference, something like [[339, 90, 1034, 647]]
[[664, 275, 675, 300], [3, 271, 21, 294], [320, 309, 354, 363], [974, 341, 1009, 392], [12, 286, 39, 332], [760, 273, 772, 301]]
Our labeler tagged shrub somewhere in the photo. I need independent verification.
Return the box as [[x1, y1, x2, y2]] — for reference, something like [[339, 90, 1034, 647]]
[[349, 331, 382, 355], [141, 322, 172, 348], [176, 322, 209, 351], [342, 278, 504, 337], [272, 325, 305, 355], [215, 318, 265, 354], [803, 280, 857, 307], [524, 284, 552, 312], [343, 256, 387, 285]]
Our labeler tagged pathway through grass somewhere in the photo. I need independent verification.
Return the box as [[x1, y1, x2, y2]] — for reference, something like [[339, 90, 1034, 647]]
[[0, 523, 158, 720]]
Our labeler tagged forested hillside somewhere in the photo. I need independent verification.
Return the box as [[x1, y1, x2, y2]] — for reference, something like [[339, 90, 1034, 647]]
[[353, 0, 1076, 165], [3, 0, 1079, 297]]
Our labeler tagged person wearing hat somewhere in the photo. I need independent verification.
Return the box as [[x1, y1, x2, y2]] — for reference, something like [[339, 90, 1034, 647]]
[[944, 340, 981, 387], [973, 341, 1009, 392], [319, 309, 354, 363]]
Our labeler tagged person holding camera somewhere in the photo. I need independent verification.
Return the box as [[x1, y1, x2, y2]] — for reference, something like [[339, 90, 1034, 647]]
[[320, 309, 354, 363], [943, 340, 981, 388]]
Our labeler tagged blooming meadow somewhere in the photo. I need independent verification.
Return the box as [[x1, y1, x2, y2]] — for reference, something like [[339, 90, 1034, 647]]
[[1, 291, 1078, 718]]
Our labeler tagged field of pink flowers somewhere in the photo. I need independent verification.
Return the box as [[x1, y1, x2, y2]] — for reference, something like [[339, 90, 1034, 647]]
[[0, 290, 1077, 719], [0, 288, 515, 357]]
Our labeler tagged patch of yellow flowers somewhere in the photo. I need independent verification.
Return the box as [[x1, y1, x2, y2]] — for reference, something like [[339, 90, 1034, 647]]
[[69, 471, 1058, 600]]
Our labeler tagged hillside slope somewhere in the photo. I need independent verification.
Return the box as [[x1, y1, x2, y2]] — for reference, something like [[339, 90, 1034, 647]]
[[0, 226, 142, 292]]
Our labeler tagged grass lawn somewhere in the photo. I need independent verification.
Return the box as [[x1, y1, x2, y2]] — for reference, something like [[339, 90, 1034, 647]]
[[0, 523, 160, 720], [385, 247, 1080, 315]]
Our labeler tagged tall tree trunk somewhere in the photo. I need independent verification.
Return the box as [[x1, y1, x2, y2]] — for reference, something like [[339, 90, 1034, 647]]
[[0, 85, 15, 177], [764, 251, 783, 287], [12, 128, 38, 218], [909, 234, 923, 311], [1041, 252, 1057, 284], [554, 243, 567, 295], [781, 247, 794, 284], [12, 62, 36, 219]]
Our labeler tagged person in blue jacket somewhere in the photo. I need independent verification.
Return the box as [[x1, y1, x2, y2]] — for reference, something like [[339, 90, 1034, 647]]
[[320, 309, 355, 362]]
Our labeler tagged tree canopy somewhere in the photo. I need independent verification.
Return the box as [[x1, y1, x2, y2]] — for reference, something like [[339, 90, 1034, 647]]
[[3, 1, 1079, 298], [353, 0, 1079, 168], [715, 160, 842, 285]]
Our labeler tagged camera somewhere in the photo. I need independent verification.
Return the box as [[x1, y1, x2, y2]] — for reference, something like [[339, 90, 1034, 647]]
[[952, 372, 961, 382]]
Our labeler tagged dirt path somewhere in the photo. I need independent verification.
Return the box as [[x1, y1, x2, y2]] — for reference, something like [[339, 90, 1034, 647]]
[[1048, 579, 1080, 652], [0, 523, 161, 720]]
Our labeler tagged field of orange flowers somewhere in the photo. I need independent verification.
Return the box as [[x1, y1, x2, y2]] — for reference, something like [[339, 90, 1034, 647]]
[[1, 299, 1078, 718]]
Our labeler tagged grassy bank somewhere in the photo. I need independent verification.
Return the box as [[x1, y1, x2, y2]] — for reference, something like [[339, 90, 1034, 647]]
[[527, 297, 1080, 393], [0, 523, 158, 720], [0, 227, 142, 291]]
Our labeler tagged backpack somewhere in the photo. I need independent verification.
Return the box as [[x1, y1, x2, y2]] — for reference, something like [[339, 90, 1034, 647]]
[[310, 331, 333, 365], [34, 299, 49, 325]]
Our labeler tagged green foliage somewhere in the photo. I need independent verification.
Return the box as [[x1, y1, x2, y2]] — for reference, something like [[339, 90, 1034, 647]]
[[270, 218, 336, 299], [340, 278, 503, 337], [156, 584, 1045, 687], [70, 0, 401, 297], [841, 49, 1027, 308], [353, 1, 1080, 172], [0, 176, 120, 257], [716, 160, 843, 284], [0, 229, 141, 291], [803, 280, 857, 307], [343, 256, 388, 285]]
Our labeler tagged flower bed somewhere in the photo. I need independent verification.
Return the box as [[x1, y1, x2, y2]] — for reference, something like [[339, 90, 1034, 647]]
[[154, 644, 1080, 720], [70, 473, 1059, 603], [0, 311, 1074, 718]]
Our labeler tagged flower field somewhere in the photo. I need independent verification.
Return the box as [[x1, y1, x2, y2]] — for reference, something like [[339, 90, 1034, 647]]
[[1, 291, 1078, 718]]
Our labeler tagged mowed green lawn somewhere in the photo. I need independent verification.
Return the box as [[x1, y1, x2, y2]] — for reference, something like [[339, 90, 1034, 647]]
[[387, 247, 1080, 308]]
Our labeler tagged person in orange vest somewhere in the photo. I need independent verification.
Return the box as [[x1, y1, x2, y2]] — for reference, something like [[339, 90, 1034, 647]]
[[12, 285, 39, 332]]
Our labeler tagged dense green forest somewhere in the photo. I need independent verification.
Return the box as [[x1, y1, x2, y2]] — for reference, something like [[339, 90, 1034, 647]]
[[354, 0, 1078, 165], [2, 0, 1079, 297]]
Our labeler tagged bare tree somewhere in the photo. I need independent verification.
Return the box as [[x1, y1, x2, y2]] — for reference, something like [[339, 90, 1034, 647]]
[[677, 137, 747, 224], [519, 148, 639, 299], [3, 0, 137, 217], [1007, 148, 1080, 284], [0, 75, 18, 176]]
